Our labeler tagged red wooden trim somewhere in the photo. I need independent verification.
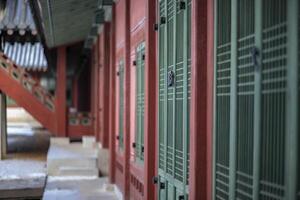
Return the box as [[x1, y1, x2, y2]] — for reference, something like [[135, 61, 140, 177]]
[[130, 162, 144, 182], [130, 162, 145, 199], [55, 46, 67, 137], [123, 0, 131, 198], [116, 153, 125, 193], [206, 0, 214, 198], [100, 22, 111, 148], [109, 4, 117, 184], [68, 125, 93, 138], [144, 0, 157, 199], [189, 0, 213, 199]]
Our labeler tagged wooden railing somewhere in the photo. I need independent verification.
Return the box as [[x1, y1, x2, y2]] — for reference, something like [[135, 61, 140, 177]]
[[0, 52, 55, 112], [68, 112, 92, 126]]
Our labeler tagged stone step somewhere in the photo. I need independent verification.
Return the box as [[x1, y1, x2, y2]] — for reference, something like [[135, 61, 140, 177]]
[[43, 177, 121, 200], [48, 157, 98, 176], [82, 136, 97, 148], [50, 137, 69, 146], [47, 141, 98, 176], [58, 166, 99, 177]]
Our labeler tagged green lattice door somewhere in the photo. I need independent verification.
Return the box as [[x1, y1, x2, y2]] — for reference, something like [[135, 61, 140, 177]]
[[158, 0, 191, 199], [118, 59, 124, 150], [214, 0, 299, 199], [135, 42, 145, 162]]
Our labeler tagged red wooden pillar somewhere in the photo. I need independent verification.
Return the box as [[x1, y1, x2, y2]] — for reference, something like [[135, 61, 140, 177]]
[[55, 46, 67, 137], [109, 4, 117, 184], [72, 78, 78, 109], [92, 44, 100, 141], [99, 22, 111, 148], [189, 0, 213, 199], [97, 38, 102, 142], [123, 0, 131, 198], [144, 0, 157, 199]]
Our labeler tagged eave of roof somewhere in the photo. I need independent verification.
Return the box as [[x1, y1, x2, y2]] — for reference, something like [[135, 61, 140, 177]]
[[4, 42, 48, 72], [0, 0, 37, 36]]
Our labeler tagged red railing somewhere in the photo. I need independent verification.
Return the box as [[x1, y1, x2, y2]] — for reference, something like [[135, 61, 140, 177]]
[[68, 112, 92, 126], [0, 52, 55, 112]]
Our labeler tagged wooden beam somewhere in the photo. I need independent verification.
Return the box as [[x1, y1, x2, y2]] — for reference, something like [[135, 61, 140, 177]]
[[0, 91, 7, 160]]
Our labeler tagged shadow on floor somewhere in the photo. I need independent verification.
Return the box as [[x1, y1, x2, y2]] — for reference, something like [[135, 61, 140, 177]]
[[7, 125, 50, 153]]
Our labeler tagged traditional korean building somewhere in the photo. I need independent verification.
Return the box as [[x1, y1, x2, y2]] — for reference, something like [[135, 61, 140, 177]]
[[0, 0, 299, 200]]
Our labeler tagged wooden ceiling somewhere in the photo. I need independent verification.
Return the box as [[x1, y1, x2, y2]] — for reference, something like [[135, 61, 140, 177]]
[[39, 0, 98, 48]]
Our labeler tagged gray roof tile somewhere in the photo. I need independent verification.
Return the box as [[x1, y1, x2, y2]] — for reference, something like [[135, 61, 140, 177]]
[[4, 42, 47, 71], [0, 0, 36, 33]]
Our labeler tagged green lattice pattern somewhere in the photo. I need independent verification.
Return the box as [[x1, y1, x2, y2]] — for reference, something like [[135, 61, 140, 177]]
[[158, 0, 191, 199], [135, 42, 145, 162]]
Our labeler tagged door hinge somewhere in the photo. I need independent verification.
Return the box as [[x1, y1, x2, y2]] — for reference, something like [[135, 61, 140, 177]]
[[133, 60, 137, 66], [159, 182, 166, 189], [152, 176, 158, 184], [178, 195, 185, 200], [167, 70, 175, 87], [178, 1, 186, 10], [154, 23, 159, 31], [251, 47, 260, 71], [141, 145, 144, 153], [116, 135, 120, 140], [132, 142, 136, 148]]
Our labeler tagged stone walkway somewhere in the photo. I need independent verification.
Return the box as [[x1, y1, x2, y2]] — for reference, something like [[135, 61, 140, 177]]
[[43, 137, 121, 200], [0, 121, 121, 200], [0, 152, 47, 199]]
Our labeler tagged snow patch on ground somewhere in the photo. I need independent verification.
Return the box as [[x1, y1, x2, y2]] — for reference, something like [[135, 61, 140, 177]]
[[7, 127, 35, 136], [47, 176, 99, 182], [0, 173, 46, 180]]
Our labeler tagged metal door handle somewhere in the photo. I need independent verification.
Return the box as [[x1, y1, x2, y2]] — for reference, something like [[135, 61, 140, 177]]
[[167, 70, 175, 87], [251, 47, 260, 71]]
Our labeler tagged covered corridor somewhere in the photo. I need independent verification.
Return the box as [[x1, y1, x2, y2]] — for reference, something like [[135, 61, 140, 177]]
[[0, 0, 299, 200]]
